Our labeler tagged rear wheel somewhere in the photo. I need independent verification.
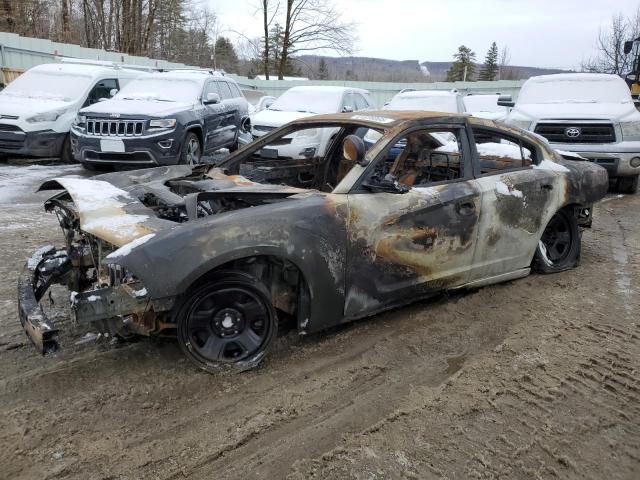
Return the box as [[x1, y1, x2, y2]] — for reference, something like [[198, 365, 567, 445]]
[[176, 271, 278, 372], [180, 132, 201, 166], [532, 209, 580, 274], [615, 175, 639, 194]]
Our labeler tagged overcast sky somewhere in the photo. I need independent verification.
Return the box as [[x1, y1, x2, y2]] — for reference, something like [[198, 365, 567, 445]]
[[208, 0, 638, 69]]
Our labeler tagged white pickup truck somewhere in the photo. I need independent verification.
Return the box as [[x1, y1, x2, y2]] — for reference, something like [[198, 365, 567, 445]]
[[503, 73, 640, 193]]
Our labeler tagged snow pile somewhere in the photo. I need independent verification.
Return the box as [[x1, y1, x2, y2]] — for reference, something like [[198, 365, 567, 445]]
[[0, 164, 83, 205], [106, 233, 156, 259], [495, 180, 524, 198], [477, 142, 531, 160], [133, 288, 148, 298], [87, 295, 101, 302], [518, 74, 631, 105], [534, 159, 570, 172]]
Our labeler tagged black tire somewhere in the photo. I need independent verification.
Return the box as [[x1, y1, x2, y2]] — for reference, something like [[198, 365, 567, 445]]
[[176, 271, 278, 372], [615, 175, 639, 194], [532, 209, 581, 274], [60, 134, 74, 163], [179, 132, 201, 166]]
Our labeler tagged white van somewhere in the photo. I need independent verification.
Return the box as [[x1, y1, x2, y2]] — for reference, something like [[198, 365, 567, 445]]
[[0, 62, 143, 161]]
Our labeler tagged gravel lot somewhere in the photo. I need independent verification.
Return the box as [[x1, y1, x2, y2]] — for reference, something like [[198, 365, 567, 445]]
[[0, 161, 638, 480]]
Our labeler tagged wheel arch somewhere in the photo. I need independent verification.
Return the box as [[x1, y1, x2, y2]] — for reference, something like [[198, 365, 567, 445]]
[[176, 248, 314, 333], [185, 124, 204, 147]]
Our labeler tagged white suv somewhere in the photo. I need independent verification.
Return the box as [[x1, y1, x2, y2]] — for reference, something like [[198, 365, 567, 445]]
[[503, 73, 640, 193], [0, 62, 142, 161]]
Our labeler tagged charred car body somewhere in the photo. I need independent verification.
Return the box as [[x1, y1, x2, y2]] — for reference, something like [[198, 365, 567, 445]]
[[19, 112, 608, 371]]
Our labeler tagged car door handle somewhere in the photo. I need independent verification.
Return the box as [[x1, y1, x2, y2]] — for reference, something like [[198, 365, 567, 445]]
[[455, 200, 476, 216], [541, 184, 554, 191]]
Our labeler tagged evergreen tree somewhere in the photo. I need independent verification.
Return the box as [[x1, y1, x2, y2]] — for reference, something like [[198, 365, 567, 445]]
[[445, 45, 476, 82], [479, 42, 499, 81], [317, 58, 329, 79], [214, 36, 239, 73]]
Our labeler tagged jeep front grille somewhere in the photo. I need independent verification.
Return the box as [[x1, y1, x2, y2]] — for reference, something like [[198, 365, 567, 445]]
[[534, 123, 615, 144], [86, 119, 145, 137]]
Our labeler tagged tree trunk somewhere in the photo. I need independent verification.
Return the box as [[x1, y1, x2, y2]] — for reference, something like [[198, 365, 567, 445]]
[[61, 0, 71, 42], [262, 0, 270, 79], [278, 0, 293, 80], [3, 0, 15, 32]]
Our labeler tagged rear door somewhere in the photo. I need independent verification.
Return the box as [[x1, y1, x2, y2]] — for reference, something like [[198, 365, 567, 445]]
[[467, 123, 562, 281], [216, 80, 239, 147], [344, 123, 482, 318]]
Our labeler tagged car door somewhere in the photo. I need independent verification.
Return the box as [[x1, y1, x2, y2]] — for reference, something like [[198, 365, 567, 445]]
[[467, 123, 562, 282], [344, 124, 482, 318], [215, 80, 239, 147], [202, 80, 227, 153]]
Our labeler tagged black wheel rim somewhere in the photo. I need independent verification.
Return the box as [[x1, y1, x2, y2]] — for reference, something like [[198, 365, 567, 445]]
[[185, 287, 270, 363], [540, 213, 572, 264]]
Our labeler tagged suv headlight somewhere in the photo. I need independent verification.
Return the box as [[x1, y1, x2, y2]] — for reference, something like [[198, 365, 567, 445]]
[[26, 108, 67, 123], [74, 114, 87, 125], [149, 119, 177, 129], [290, 128, 319, 139], [621, 121, 640, 140]]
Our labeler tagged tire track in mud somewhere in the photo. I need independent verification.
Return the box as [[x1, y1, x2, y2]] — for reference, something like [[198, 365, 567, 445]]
[[288, 195, 640, 480]]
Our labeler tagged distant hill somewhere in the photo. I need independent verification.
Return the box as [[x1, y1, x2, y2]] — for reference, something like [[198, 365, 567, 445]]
[[287, 55, 571, 82]]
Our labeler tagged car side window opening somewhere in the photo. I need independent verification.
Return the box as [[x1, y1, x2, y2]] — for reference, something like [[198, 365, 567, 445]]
[[354, 93, 368, 111], [218, 81, 233, 100], [85, 78, 118, 106], [204, 81, 220, 99], [472, 127, 535, 174], [342, 93, 356, 112], [229, 125, 380, 191], [229, 83, 242, 98], [367, 129, 466, 189]]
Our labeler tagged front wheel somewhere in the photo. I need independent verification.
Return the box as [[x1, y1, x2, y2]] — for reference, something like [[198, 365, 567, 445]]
[[176, 271, 278, 372], [180, 132, 201, 166], [60, 134, 74, 163], [532, 209, 581, 274], [615, 175, 639, 194]]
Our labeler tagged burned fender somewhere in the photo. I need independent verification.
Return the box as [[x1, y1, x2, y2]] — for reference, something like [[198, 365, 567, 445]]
[[105, 193, 350, 333]]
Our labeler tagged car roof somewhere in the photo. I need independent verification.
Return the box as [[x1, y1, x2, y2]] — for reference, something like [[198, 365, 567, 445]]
[[30, 63, 141, 78], [527, 73, 622, 83], [286, 85, 370, 94], [395, 90, 460, 99]]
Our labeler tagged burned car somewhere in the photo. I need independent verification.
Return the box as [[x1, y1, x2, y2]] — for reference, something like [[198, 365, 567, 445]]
[[18, 112, 608, 371]]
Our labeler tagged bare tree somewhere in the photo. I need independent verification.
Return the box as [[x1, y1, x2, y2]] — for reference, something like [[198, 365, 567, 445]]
[[582, 11, 640, 75], [498, 45, 511, 80], [276, 0, 355, 79]]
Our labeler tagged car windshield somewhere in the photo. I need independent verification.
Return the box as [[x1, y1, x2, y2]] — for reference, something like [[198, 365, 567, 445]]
[[1, 70, 93, 102], [115, 78, 202, 103], [269, 89, 343, 114], [386, 94, 459, 113], [518, 78, 632, 104], [463, 95, 505, 112]]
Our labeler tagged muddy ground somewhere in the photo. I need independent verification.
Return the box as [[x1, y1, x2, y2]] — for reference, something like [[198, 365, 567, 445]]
[[0, 161, 638, 480]]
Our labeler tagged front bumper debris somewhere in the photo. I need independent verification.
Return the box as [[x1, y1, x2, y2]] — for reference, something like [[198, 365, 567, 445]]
[[17, 246, 70, 354], [17, 246, 152, 355]]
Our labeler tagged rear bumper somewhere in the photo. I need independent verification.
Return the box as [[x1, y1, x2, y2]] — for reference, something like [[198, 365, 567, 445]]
[[0, 129, 66, 157]]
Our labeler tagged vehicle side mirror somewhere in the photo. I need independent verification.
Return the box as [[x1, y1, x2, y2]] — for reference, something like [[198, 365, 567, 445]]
[[109, 88, 118, 97], [204, 92, 221, 105], [342, 105, 354, 113], [343, 134, 367, 166], [624, 41, 634, 55], [240, 116, 251, 133], [497, 95, 515, 107]]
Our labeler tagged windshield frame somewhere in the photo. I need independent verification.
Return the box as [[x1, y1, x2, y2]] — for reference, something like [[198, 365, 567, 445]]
[[114, 77, 204, 103], [268, 89, 345, 114], [1, 70, 94, 102]]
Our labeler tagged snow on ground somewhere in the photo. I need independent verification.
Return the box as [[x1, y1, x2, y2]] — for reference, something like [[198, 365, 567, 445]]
[[0, 164, 86, 205]]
